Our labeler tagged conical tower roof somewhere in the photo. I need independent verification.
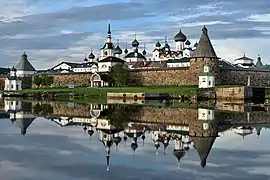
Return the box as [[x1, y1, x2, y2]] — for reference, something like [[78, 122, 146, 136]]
[[192, 26, 218, 58], [192, 136, 216, 168], [256, 55, 263, 67], [15, 52, 36, 71], [16, 117, 36, 135]]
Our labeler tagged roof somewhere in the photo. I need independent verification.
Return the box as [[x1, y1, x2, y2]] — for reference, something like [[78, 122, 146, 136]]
[[167, 57, 190, 63], [174, 28, 187, 42], [192, 136, 216, 168], [127, 61, 166, 69], [200, 72, 213, 76], [192, 26, 218, 58], [0, 67, 10, 75], [218, 60, 238, 69], [98, 56, 125, 63], [235, 55, 253, 61], [124, 52, 146, 60], [16, 117, 36, 135], [15, 53, 36, 71], [257, 64, 270, 70], [255, 57, 263, 67]]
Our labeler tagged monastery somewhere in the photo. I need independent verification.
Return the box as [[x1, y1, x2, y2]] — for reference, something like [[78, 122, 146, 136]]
[[3, 20, 270, 90]]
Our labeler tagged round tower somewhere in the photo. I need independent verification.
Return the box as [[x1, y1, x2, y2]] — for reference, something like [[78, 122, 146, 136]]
[[189, 26, 220, 85]]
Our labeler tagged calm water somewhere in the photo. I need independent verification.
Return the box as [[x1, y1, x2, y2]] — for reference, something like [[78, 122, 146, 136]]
[[0, 99, 270, 180]]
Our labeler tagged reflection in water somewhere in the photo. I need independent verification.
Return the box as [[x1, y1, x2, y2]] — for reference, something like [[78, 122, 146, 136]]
[[1, 99, 270, 173]]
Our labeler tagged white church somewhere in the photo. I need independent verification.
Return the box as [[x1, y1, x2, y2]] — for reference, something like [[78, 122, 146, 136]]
[[5, 52, 36, 91]]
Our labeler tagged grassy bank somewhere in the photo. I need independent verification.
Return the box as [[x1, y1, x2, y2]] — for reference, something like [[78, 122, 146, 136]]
[[7, 86, 198, 97]]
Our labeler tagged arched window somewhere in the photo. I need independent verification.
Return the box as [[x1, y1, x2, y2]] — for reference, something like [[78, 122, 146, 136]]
[[11, 84, 14, 89]]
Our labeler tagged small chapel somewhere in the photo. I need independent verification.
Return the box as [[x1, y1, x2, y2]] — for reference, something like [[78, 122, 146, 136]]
[[5, 52, 36, 91]]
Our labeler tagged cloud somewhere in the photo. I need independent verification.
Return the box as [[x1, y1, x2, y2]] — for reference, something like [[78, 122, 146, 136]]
[[1, 0, 270, 68]]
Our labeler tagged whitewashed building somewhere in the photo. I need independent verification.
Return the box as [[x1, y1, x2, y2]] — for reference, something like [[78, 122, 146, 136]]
[[198, 65, 215, 88], [4, 67, 22, 91]]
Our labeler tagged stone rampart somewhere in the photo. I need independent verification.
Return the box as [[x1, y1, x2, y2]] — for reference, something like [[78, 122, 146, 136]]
[[220, 69, 270, 86], [133, 107, 198, 124], [0, 76, 7, 89], [42, 62, 270, 87], [51, 73, 93, 87]]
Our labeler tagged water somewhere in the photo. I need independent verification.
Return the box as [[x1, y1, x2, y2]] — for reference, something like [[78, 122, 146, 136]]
[[0, 99, 270, 180]]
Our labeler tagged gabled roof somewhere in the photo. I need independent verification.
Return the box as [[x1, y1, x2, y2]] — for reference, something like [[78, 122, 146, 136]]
[[99, 56, 125, 63], [51, 62, 81, 69], [15, 53, 36, 71], [192, 26, 218, 58]]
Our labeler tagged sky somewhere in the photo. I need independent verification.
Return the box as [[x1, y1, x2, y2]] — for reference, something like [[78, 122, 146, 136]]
[[0, 0, 270, 69], [0, 117, 270, 180]]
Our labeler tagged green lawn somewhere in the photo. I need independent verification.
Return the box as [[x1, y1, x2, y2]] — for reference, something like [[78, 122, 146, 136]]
[[7, 86, 198, 97]]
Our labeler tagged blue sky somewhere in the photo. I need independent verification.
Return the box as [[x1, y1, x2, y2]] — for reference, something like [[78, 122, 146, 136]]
[[0, 0, 270, 69]]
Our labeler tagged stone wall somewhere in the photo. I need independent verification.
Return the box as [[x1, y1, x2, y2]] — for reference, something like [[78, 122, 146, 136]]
[[0, 76, 6, 89], [51, 73, 93, 87], [220, 69, 270, 86], [133, 107, 198, 124], [130, 57, 220, 86], [41, 60, 270, 88]]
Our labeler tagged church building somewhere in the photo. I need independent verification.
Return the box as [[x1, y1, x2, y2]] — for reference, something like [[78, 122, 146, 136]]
[[5, 52, 36, 91]]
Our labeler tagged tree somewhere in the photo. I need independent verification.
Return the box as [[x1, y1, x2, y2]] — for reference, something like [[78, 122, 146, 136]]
[[33, 75, 42, 88], [108, 63, 130, 87], [33, 75, 54, 88]]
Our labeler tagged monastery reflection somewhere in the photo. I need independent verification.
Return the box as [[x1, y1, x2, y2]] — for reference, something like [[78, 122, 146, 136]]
[[2, 99, 270, 171]]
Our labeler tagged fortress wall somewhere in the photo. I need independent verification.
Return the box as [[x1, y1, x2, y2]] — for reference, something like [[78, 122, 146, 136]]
[[0, 77, 5, 89], [51, 73, 93, 87], [130, 68, 196, 86], [220, 69, 270, 86], [133, 107, 198, 124]]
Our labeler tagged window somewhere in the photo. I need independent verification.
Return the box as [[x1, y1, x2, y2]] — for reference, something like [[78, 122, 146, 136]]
[[16, 84, 18, 90], [209, 81, 211, 86], [11, 84, 14, 89], [202, 78, 206, 82]]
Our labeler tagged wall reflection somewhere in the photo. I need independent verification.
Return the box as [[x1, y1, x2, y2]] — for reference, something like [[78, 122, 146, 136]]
[[1, 99, 270, 171]]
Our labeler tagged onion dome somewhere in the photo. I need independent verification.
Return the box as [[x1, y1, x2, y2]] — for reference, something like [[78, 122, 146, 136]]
[[184, 146, 190, 151], [141, 134, 146, 146], [174, 28, 187, 42], [132, 39, 139, 47], [88, 52, 95, 59], [142, 49, 146, 55], [11, 66, 16, 71], [123, 135, 127, 147], [131, 142, 138, 151], [83, 125, 87, 131], [154, 141, 160, 155], [194, 41, 198, 47], [84, 57, 88, 62], [124, 48, 128, 54], [164, 42, 170, 49], [173, 149, 185, 168], [114, 45, 122, 55], [88, 129, 94, 137], [113, 136, 122, 145], [185, 39, 191, 46], [156, 41, 161, 47]]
